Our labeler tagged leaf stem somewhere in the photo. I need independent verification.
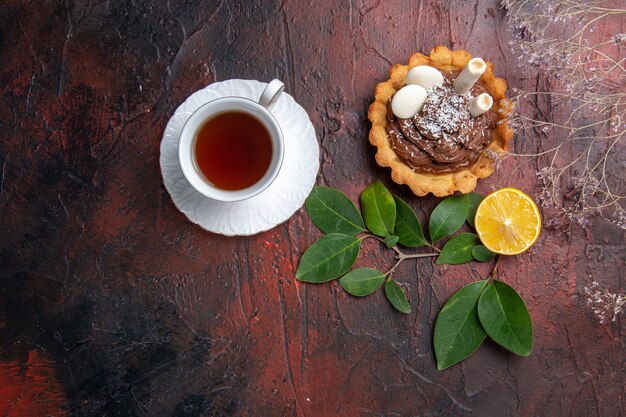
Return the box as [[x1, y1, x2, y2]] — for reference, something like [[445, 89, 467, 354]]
[[385, 259, 403, 281], [396, 252, 440, 260], [428, 243, 441, 253], [488, 255, 502, 282], [384, 249, 439, 280], [360, 233, 385, 243], [362, 233, 439, 280]]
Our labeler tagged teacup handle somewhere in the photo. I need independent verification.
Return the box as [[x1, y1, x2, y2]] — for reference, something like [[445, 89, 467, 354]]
[[259, 79, 285, 111]]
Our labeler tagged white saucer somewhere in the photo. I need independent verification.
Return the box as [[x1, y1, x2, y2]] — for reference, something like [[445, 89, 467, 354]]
[[160, 79, 320, 236]]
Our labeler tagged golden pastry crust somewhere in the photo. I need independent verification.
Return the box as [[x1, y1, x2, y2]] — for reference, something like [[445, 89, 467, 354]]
[[368, 46, 513, 197]]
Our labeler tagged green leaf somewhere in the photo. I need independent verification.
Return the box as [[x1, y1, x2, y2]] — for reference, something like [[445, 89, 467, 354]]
[[393, 196, 427, 247], [339, 267, 385, 296], [360, 181, 396, 237], [434, 280, 488, 370], [478, 281, 533, 356], [472, 245, 496, 262], [466, 192, 484, 228], [429, 195, 470, 242], [385, 280, 411, 313], [384, 235, 399, 248], [305, 187, 365, 236], [436, 233, 480, 265], [296, 234, 362, 283]]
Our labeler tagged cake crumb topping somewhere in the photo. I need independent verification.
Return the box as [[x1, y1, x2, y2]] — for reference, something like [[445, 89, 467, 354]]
[[415, 80, 472, 142]]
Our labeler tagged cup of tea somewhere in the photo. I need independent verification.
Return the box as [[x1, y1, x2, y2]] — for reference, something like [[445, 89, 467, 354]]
[[178, 79, 285, 202]]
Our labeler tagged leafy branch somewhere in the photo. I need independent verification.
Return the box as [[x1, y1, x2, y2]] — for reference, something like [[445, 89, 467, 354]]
[[296, 181, 534, 369], [296, 181, 490, 310]]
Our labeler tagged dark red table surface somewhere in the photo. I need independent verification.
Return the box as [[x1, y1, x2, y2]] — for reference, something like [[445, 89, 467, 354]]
[[1, 1, 624, 416]]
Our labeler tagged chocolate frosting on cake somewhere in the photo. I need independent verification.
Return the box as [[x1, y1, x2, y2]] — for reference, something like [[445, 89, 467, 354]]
[[387, 72, 498, 173]]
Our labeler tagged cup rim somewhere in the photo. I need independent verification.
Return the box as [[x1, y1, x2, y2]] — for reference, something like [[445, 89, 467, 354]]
[[178, 97, 285, 202]]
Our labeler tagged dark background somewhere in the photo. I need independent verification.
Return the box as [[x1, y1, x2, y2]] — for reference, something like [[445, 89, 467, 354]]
[[0, 1, 624, 416]]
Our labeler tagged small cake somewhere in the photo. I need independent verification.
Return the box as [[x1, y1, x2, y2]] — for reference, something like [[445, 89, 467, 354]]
[[368, 46, 513, 197]]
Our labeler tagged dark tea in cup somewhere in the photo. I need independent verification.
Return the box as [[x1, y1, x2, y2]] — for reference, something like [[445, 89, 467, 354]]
[[178, 79, 285, 202], [195, 112, 272, 190]]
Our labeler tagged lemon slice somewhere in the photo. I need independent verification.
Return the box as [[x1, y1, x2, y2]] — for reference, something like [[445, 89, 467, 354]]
[[474, 188, 541, 255]]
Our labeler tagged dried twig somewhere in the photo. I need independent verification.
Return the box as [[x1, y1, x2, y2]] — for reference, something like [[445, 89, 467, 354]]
[[582, 281, 626, 324], [501, 0, 625, 230]]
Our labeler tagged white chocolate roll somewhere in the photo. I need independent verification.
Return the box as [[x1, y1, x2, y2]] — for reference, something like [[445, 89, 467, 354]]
[[469, 93, 493, 117], [453, 58, 487, 94]]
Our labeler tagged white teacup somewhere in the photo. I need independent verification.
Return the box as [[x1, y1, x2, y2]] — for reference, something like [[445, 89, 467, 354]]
[[178, 79, 285, 202]]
